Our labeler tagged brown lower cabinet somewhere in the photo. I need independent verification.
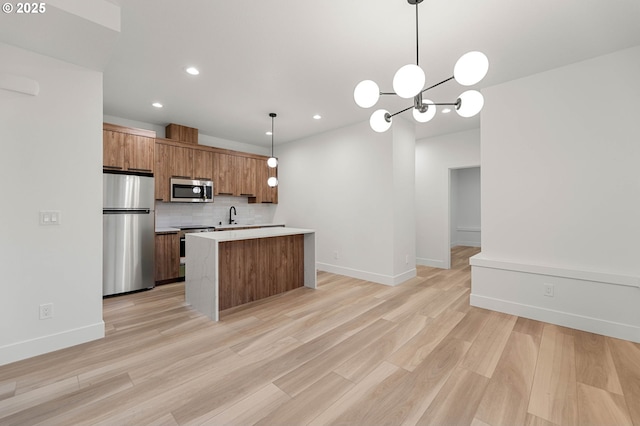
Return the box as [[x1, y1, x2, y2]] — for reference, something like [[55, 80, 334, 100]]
[[155, 232, 180, 283], [218, 234, 304, 311]]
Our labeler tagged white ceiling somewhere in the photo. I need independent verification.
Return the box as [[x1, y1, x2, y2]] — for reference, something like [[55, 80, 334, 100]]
[[6, 0, 640, 147]]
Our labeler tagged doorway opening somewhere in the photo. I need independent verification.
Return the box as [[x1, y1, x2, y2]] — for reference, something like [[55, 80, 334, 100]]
[[448, 166, 481, 268]]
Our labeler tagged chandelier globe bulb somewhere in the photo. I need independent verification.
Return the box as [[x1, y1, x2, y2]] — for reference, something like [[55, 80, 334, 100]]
[[354, 80, 380, 108], [454, 51, 489, 86], [456, 90, 484, 118], [413, 99, 436, 122], [393, 64, 425, 99], [370, 109, 392, 132]]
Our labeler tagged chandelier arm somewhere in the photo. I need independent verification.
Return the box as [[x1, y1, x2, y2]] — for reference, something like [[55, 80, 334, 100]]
[[424, 98, 463, 109], [389, 105, 416, 118], [423, 102, 458, 106], [421, 76, 455, 94], [391, 98, 462, 119], [380, 92, 398, 96]]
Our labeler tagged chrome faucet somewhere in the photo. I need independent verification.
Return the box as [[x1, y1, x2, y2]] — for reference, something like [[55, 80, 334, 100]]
[[229, 206, 237, 225]]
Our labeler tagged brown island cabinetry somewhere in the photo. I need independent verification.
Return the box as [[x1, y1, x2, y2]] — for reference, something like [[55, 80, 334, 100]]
[[185, 228, 316, 321], [218, 234, 304, 310]]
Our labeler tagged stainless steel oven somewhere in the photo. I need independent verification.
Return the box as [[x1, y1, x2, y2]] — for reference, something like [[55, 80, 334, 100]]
[[170, 178, 213, 203], [176, 226, 216, 277]]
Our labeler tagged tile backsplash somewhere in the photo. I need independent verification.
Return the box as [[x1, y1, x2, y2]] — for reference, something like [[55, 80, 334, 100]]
[[155, 196, 277, 228]]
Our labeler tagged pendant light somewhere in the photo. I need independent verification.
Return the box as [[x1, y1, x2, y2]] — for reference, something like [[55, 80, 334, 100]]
[[353, 0, 489, 132], [267, 113, 278, 187]]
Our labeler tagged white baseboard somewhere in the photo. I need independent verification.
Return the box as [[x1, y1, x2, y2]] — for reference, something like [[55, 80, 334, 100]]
[[317, 262, 416, 286], [416, 257, 447, 268], [471, 294, 639, 343], [451, 241, 481, 248], [0, 321, 105, 367], [471, 257, 640, 343]]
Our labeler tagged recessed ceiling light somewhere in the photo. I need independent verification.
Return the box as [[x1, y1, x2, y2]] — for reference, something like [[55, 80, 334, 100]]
[[442, 108, 452, 114], [152, 102, 163, 108], [313, 114, 322, 120], [185, 67, 200, 76], [265, 131, 273, 136]]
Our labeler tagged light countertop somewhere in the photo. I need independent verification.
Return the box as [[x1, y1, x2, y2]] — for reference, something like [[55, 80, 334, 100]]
[[155, 227, 180, 233], [212, 222, 285, 230], [187, 227, 314, 243], [155, 223, 285, 234]]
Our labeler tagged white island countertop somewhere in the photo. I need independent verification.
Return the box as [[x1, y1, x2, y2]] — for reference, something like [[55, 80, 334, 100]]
[[188, 226, 314, 242], [212, 222, 285, 230]]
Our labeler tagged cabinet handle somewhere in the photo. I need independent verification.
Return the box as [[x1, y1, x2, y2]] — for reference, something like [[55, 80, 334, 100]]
[[240, 193, 255, 196], [103, 165, 123, 170], [218, 192, 233, 195], [172, 175, 191, 179], [129, 167, 153, 172]]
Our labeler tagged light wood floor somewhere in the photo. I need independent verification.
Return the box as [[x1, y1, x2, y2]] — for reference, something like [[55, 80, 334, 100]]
[[1, 246, 639, 425]]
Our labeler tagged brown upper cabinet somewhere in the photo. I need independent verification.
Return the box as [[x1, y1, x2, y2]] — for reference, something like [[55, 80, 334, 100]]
[[154, 142, 171, 201], [154, 140, 216, 201], [103, 123, 156, 174], [193, 149, 214, 181], [169, 145, 193, 179], [104, 122, 277, 203], [239, 156, 257, 197], [213, 154, 260, 198], [165, 123, 198, 144], [253, 158, 278, 204], [213, 152, 237, 196]]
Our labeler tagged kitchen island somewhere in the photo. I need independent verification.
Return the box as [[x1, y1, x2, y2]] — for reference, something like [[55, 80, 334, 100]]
[[185, 227, 316, 321]]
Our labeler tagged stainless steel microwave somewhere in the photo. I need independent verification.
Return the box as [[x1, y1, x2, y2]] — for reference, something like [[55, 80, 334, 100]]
[[170, 178, 213, 203]]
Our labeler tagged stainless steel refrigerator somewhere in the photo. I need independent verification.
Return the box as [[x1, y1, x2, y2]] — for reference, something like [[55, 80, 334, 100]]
[[103, 172, 155, 296]]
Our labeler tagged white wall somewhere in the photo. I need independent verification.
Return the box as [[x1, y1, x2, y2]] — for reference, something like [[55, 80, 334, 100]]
[[472, 45, 640, 342], [273, 118, 416, 285], [451, 167, 481, 247], [392, 118, 417, 276], [0, 42, 105, 365], [415, 129, 480, 268]]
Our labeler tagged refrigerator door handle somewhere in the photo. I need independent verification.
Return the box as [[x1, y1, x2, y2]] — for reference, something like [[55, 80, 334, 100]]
[[103, 209, 151, 215]]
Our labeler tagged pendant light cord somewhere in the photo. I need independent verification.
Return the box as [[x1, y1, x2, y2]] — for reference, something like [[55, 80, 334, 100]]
[[271, 115, 274, 157], [415, 2, 419, 67]]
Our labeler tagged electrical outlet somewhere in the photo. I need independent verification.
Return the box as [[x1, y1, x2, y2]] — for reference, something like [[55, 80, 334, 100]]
[[405, 254, 409, 265], [333, 251, 339, 260], [39, 303, 54, 319], [543, 284, 554, 297]]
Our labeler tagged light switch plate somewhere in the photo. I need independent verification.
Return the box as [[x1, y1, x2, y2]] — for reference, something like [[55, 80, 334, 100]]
[[40, 211, 61, 225]]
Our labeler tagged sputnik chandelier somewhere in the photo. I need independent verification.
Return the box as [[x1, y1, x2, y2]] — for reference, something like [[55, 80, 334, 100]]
[[354, 0, 489, 133]]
